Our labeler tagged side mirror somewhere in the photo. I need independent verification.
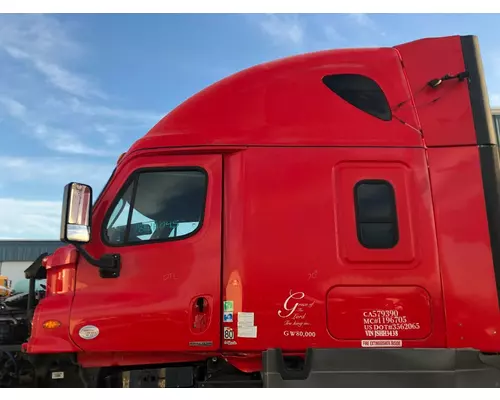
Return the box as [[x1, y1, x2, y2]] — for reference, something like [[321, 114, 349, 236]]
[[60, 182, 92, 243]]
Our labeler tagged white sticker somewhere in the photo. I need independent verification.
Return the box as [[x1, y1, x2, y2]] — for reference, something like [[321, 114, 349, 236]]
[[51, 371, 64, 380], [238, 326, 258, 338], [237, 312, 254, 327], [223, 301, 234, 312], [79, 325, 99, 340], [223, 312, 233, 323], [223, 326, 235, 340], [361, 340, 402, 348], [362, 310, 421, 338]]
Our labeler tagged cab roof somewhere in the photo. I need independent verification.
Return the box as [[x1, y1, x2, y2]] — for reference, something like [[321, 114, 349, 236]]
[[127, 35, 468, 153]]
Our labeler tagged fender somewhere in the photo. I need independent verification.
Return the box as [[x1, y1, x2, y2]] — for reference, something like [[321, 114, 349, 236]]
[[26, 246, 81, 354]]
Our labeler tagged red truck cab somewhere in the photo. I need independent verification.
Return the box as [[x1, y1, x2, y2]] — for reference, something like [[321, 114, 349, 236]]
[[25, 34, 500, 387]]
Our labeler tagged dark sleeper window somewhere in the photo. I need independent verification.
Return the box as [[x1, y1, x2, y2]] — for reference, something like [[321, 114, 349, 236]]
[[322, 74, 392, 121], [104, 169, 207, 246], [354, 180, 399, 249]]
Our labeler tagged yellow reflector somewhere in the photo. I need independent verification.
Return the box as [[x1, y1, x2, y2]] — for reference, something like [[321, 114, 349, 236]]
[[42, 320, 61, 329]]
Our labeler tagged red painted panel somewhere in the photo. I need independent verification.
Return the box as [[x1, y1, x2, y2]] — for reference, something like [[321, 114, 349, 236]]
[[334, 161, 417, 267], [222, 146, 445, 353], [129, 47, 421, 150], [44, 246, 78, 296], [68, 152, 223, 354], [396, 35, 476, 147], [26, 294, 81, 354], [427, 147, 500, 351], [327, 286, 432, 340], [26, 246, 80, 354]]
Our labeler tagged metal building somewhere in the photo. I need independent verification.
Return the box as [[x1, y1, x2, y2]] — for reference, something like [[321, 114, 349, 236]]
[[0, 241, 63, 288], [493, 108, 500, 138]]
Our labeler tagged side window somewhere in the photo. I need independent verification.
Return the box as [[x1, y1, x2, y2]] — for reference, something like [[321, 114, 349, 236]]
[[105, 183, 134, 243], [322, 74, 392, 121], [104, 169, 207, 246], [354, 180, 399, 249]]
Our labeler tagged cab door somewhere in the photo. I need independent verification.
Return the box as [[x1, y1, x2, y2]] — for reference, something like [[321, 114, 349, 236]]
[[69, 153, 222, 353]]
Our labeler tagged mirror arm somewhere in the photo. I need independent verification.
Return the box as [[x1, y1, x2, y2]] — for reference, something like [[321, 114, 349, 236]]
[[73, 244, 121, 279]]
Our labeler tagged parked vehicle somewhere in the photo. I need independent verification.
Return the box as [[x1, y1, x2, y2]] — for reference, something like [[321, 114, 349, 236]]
[[0, 276, 11, 297]]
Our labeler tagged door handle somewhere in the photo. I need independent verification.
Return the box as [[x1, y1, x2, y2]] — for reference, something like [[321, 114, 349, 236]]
[[192, 296, 210, 333]]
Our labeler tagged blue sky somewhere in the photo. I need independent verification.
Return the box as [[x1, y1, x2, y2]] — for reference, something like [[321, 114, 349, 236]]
[[1, 13, 500, 240]]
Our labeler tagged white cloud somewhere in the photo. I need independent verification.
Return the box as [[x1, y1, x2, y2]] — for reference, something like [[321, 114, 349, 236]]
[[0, 14, 162, 157], [0, 157, 113, 240], [323, 25, 345, 43], [0, 198, 61, 240], [66, 98, 162, 124], [490, 54, 500, 80], [33, 57, 105, 99], [0, 14, 80, 60], [248, 14, 387, 53], [50, 140, 110, 156], [0, 156, 114, 187], [0, 96, 26, 118], [347, 14, 386, 37], [491, 94, 500, 107], [0, 15, 103, 99], [31, 124, 115, 156], [95, 124, 120, 146], [0, 157, 113, 239], [0, 98, 116, 157], [257, 14, 305, 46], [348, 14, 375, 28]]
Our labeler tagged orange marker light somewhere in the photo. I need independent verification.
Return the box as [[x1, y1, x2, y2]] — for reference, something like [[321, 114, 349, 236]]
[[117, 152, 126, 165], [42, 320, 61, 329]]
